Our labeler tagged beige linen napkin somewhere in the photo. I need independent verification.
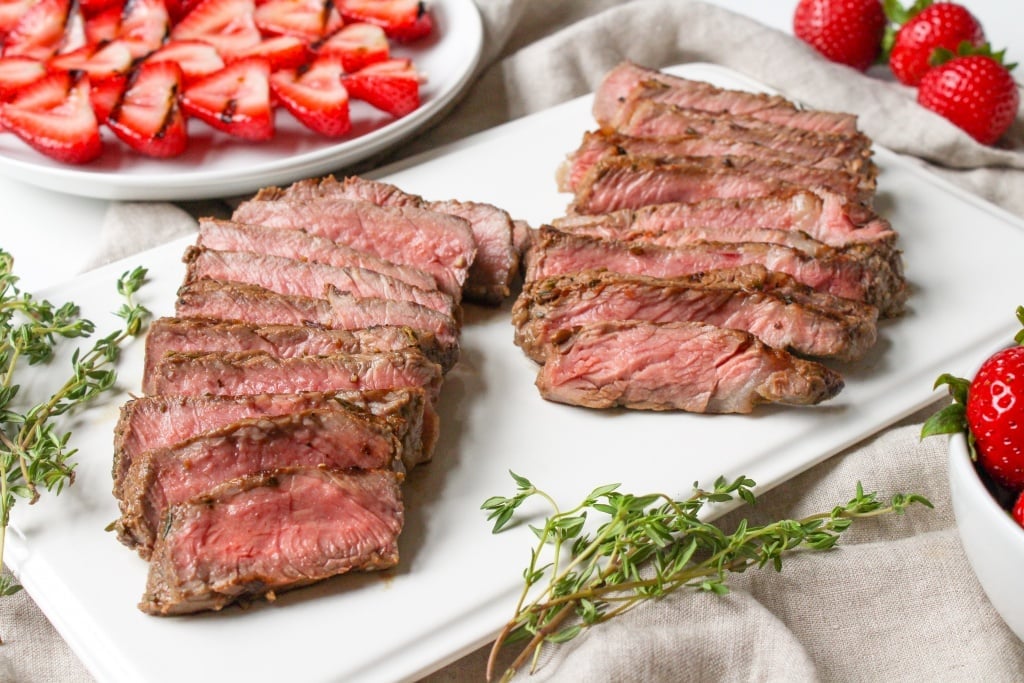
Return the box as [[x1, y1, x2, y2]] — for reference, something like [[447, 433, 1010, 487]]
[[5, 1, 1024, 681]]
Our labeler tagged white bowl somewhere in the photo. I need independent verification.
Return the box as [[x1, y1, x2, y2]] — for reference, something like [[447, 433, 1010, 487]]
[[948, 431, 1024, 641]]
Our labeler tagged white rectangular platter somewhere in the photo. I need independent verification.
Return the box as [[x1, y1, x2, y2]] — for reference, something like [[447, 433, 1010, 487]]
[[9, 63, 1024, 683]]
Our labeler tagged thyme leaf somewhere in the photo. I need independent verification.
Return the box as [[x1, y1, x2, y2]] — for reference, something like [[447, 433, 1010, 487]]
[[0, 253, 148, 606], [483, 473, 932, 681]]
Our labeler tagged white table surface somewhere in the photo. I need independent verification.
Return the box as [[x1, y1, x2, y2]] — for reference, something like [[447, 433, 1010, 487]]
[[1, 0, 1020, 290]]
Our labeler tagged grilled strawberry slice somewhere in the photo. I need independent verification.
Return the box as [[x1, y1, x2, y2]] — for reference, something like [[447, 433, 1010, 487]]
[[106, 59, 187, 157], [180, 56, 273, 140], [171, 0, 261, 58], [229, 34, 311, 70], [336, 0, 431, 42], [342, 57, 420, 117], [0, 55, 46, 99], [270, 54, 349, 136], [0, 69, 101, 163], [49, 39, 133, 77], [2, 0, 71, 60], [117, 0, 170, 58], [316, 21, 388, 72], [88, 72, 125, 121], [253, 0, 341, 41], [147, 39, 224, 84]]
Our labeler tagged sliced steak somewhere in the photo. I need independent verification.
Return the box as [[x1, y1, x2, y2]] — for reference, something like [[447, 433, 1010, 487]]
[[231, 195, 476, 301], [196, 218, 438, 293], [174, 280, 460, 368], [558, 130, 875, 193], [513, 267, 879, 363], [117, 407, 402, 556], [570, 154, 873, 224], [262, 176, 519, 305], [113, 388, 434, 502], [535, 320, 844, 413], [146, 348, 445, 403], [610, 98, 871, 169], [593, 61, 861, 136], [182, 246, 457, 318], [140, 466, 403, 615], [524, 228, 907, 317], [551, 189, 896, 248]]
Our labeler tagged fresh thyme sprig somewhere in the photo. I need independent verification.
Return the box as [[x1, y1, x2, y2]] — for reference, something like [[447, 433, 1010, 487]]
[[0, 252, 148, 601], [482, 472, 932, 681]]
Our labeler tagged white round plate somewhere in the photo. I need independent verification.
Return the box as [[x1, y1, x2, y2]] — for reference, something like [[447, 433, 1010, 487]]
[[0, 0, 483, 201]]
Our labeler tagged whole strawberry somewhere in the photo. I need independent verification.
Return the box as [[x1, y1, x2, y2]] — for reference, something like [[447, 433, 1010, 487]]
[[886, 0, 985, 86], [793, 0, 887, 71], [1014, 491, 1024, 530], [917, 52, 1019, 145], [965, 346, 1024, 491]]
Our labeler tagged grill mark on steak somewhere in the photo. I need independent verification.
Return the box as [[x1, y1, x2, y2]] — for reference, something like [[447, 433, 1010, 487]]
[[558, 130, 876, 194], [146, 348, 445, 404], [139, 466, 403, 615], [524, 227, 907, 317], [535, 320, 844, 413], [513, 267, 879, 363], [593, 62, 861, 137], [196, 218, 439, 293], [231, 194, 476, 302], [570, 155, 874, 224], [112, 388, 435, 502], [550, 189, 897, 248], [174, 280, 460, 368], [182, 246, 458, 319], [260, 176, 519, 305], [117, 408, 404, 557]]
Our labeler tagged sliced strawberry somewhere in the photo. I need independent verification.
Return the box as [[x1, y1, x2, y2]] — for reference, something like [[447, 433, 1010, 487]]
[[146, 39, 224, 84], [316, 21, 388, 72], [336, 0, 431, 43], [342, 57, 420, 117], [2, 0, 71, 60], [171, 0, 261, 58], [180, 56, 274, 140], [88, 72, 126, 121], [77, 0, 122, 18], [84, 4, 122, 43], [270, 54, 349, 137], [117, 0, 170, 58], [0, 0, 38, 39], [0, 69, 101, 163], [106, 59, 187, 157], [49, 39, 133, 77], [163, 0, 202, 24], [253, 0, 341, 41], [0, 55, 47, 99], [229, 34, 311, 70]]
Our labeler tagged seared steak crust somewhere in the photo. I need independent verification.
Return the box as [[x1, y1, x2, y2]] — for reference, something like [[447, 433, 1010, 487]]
[[513, 267, 879, 363], [140, 466, 404, 615], [117, 407, 403, 556], [535, 320, 844, 413], [524, 227, 906, 317]]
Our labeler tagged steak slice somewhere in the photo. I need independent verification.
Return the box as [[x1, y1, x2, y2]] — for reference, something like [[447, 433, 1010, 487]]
[[558, 130, 876, 194], [140, 466, 403, 615], [550, 189, 896, 248], [513, 267, 879, 363], [610, 98, 871, 168], [196, 218, 438, 293], [523, 228, 907, 318], [262, 176, 519, 305], [231, 194, 476, 301], [535, 320, 844, 413], [570, 154, 873, 224], [117, 407, 403, 556], [142, 317, 449, 387], [174, 280, 460, 368], [146, 348, 445, 403], [112, 388, 435, 500], [182, 246, 457, 319], [593, 62, 861, 136]]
